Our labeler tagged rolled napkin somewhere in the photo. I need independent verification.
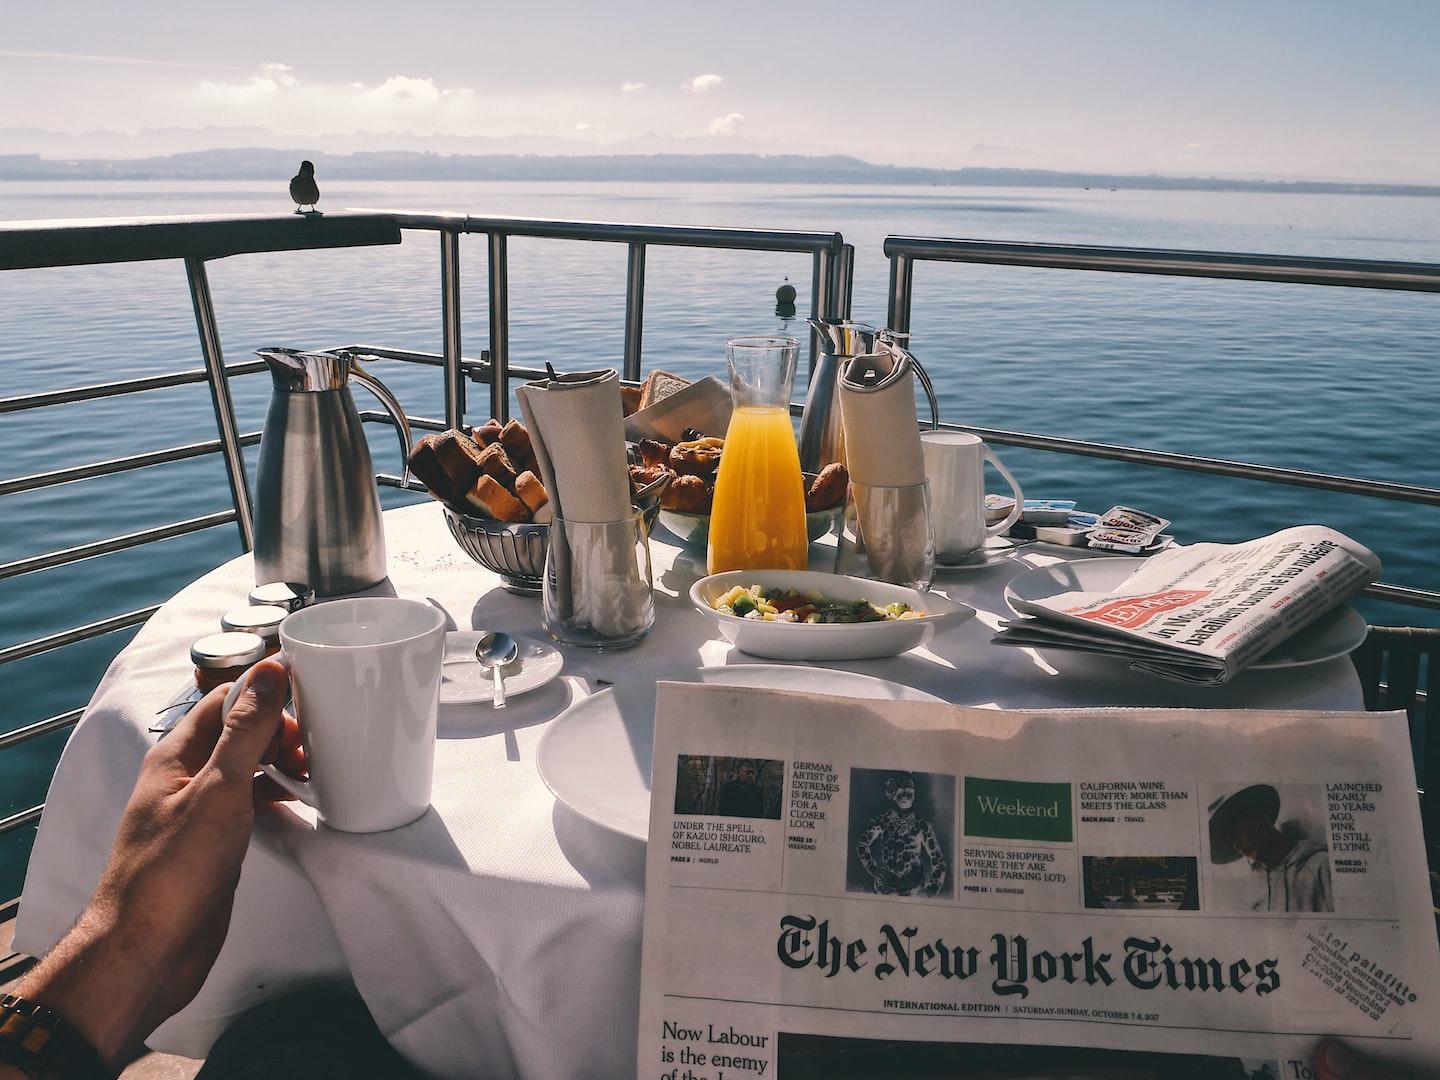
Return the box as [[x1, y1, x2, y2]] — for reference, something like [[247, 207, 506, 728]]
[[516, 370, 649, 640], [838, 346, 932, 585]]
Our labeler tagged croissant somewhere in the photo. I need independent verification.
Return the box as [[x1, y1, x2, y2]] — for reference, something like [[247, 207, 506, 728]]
[[806, 462, 849, 512], [669, 436, 724, 478]]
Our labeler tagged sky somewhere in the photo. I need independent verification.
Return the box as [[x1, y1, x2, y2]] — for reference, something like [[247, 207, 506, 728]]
[[3, 0, 1439, 181]]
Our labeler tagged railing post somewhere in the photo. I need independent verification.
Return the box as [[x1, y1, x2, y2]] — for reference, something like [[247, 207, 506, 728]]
[[887, 252, 913, 336], [184, 256, 254, 551], [835, 243, 854, 322], [487, 232, 509, 423], [809, 247, 834, 379], [440, 228, 464, 428], [623, 242, 646, 383]]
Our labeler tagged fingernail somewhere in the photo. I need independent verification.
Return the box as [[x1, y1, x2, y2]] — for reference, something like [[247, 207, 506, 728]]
[[1318, 1040, 1356, 1074], [250, 664, 283, 695]]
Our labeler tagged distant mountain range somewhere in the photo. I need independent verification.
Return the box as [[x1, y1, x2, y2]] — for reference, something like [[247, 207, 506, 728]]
[[2, 147, 1438, 195]]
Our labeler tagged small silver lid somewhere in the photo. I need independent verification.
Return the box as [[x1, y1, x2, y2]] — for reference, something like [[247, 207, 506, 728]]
[[249, 581, 315, 612], [220, 605, 289, 642], [191, 632, 267, 669]]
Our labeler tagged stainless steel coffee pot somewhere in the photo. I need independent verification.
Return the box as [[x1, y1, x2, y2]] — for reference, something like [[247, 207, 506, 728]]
[[798, 320, 940, 472], [252, 348, 412, 595]]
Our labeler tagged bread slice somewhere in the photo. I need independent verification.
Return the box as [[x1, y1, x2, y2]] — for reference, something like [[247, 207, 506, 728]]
[[514, 471, 549, 516], [498, 419, 534, 472], [638, 369, 690, 410], [430, 429, 487, 495], [470, 419, 504, 446], [476, 441, 517, 486], [407, 434, 460, 503], [620, 385, 643, 417], [464, 475, 530, 522]]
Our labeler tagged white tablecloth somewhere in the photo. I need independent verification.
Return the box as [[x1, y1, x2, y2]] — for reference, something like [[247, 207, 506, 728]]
[[15, 504, 1362, 1078]]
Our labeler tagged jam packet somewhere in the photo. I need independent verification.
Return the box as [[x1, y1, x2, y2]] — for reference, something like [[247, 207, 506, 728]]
[[1086, 505, 1171, 553]]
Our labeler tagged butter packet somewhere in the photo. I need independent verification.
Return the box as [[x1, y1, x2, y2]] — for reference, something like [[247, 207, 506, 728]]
[[1021, 499, 1077, 525], [984, 493, 1017, 523], [1093, 505, 1169, 535], [1087, 528, 1158, 554]]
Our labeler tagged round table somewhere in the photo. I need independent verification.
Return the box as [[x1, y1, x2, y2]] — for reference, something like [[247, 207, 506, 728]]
[[15, 504, 1362, 1078]]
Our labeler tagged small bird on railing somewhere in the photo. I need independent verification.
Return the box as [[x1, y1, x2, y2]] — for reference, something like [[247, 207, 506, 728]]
[[289, 160, 321, 215]]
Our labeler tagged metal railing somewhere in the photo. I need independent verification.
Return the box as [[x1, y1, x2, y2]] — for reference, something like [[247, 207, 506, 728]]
[[0, 210, 850, 844], [885, 236, 1440, 613]]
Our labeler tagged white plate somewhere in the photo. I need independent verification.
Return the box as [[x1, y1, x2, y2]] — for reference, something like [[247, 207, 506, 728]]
[[439, 632, 563, 705], [690, 569, 974, 661], [538, 666, 942, 841], [1004, 558, 1368, 669]]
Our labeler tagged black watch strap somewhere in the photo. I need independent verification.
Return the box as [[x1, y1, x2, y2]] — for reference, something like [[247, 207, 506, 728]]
[[0, 993, 112, 1080]]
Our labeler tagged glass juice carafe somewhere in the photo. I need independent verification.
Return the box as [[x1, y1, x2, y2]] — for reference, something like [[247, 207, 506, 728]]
[[707, 337, 809, 574]]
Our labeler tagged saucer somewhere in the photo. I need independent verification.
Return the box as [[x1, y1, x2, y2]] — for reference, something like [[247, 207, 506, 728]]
[[934, 535, 1019, 572], [439, 632, 563, 705]]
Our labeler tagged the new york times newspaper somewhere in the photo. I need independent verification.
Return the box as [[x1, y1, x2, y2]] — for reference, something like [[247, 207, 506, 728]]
[[993, 526, 1381, 685], [637, 684, 1440, 1079]]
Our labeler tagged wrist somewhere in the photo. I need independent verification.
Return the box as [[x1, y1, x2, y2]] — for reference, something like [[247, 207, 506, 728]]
[[18, 908, 165, 1070]]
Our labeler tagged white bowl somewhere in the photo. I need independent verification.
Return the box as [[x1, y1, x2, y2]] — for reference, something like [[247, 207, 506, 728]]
[[690, 569, 973, 661]]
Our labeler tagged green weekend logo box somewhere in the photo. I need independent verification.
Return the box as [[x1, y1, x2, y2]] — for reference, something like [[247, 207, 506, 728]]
[[964, 777, 1073, 842]]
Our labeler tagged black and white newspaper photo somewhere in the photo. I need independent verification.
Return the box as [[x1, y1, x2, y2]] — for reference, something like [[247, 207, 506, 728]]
[[637, 683, 1440, 1079]]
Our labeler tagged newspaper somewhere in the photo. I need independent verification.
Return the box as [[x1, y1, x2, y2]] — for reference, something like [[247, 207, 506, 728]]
[[637, 683, 1440, 1079], [993, 526, 1381, 685]]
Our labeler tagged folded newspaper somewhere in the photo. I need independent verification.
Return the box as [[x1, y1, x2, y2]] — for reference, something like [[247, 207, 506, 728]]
[[993, 526, 1381, 685], [638, 683, 1440, 1078]]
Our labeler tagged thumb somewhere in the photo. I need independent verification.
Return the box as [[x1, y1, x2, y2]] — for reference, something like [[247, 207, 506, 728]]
[[208, 657, 290, 785]]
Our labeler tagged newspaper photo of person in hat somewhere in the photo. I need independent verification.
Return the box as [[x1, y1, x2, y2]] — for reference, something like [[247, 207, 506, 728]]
[[1207, 783, 1334, 913]]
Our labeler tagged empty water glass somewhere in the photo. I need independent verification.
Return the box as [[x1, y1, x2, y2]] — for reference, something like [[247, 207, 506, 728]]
[[543, 513, 655, 648], [835, 480, 935, 591]]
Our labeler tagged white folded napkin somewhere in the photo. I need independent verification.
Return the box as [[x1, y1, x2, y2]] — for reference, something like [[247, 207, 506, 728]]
[[516, 370, 648, 638], [516, 370, 631, 523], [838, 349, 926, 488]]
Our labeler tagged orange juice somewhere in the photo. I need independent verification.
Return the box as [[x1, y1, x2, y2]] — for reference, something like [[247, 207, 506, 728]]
[[707, 406, 808, 574]]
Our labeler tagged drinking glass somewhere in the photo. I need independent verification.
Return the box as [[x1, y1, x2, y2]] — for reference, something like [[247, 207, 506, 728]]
[[543, 513, 655, 648], [708, 336, 808, 575], [835, 480, 936, 592]]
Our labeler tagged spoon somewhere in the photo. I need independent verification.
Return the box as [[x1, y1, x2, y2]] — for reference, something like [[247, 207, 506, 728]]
[[475, 632, 519, 710]]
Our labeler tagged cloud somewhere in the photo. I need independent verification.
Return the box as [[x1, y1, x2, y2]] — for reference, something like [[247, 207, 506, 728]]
[[685, 73, 724, 93], [574, 121, 607, 132], [620, 81, 646, 93], [707, 112, 745, 136], [0, 49, 246, 70]]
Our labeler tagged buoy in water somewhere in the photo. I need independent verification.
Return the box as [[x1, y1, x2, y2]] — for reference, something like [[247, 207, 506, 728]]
[[775, 282, 798, 305]]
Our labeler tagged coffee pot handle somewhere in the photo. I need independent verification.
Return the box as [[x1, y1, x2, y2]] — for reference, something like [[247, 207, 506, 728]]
[[345, 355, 414, 483]]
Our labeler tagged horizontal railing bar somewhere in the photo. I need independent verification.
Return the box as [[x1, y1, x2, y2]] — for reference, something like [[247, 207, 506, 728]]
[[932, 420, 1440, 506], [0, 511, 237, 581], [0, 432, 262, 497], [348, 209, 843, 254], [0, 212, 402, 271], [377, 473, 430, 492], [0, 361, 265, 415], [0, 606, 159, 667], [0, 709, 84, 753], [359, 410, 447, 433], [345, 344, 490, 371], [1361, 582, 1440, 611], [882, 237, 1440, 293], [0, 806, 44, 837]]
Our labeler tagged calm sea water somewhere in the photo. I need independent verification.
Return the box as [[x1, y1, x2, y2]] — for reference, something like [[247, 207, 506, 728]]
[[3, 180, 1438, 895]]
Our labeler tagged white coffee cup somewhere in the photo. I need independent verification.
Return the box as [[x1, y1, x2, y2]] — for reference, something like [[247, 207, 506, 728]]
[[223, 597, 446, 833], [920, 431, 1024, 564]]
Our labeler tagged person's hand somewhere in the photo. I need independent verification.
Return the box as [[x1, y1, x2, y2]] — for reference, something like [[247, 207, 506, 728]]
[[1312, 1039, 1397, 1079], [15, 656, 303, 1070]]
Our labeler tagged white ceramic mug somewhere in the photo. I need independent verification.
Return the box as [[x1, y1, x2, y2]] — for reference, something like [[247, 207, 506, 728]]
[[920, 431, 1024, 564], [223, 597, 446, 833]]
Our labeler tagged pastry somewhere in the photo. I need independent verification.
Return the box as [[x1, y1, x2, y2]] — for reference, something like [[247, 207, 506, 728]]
[[662, 473, 712, 513], [669, 436, 724, 478], [806, 462, 849, 512], [636, 438, 672, 469], [464, 475, 529, 523], [629, 464, 668, 489]]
